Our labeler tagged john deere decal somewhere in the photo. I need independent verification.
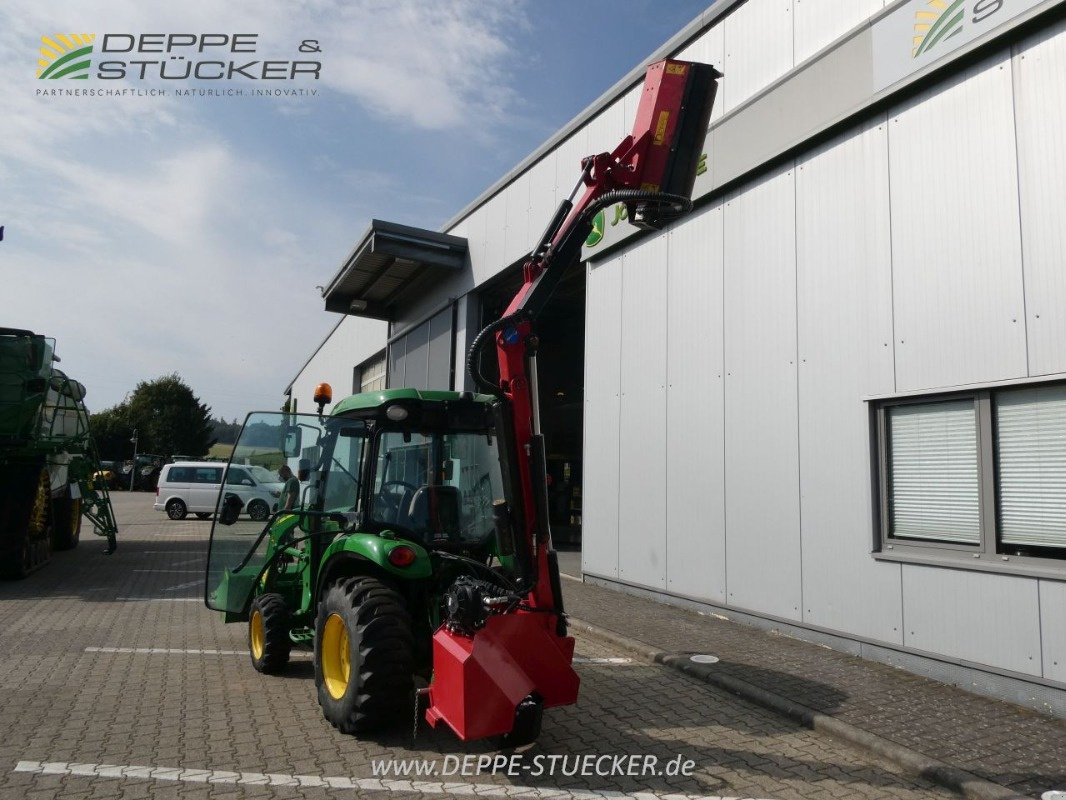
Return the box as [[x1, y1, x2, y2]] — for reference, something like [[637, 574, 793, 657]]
[[38, 34, 95, 79], [585, 210, 605, 247], [912, 0, 964, 58]]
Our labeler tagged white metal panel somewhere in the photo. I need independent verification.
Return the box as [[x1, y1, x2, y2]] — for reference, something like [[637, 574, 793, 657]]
[[793, 0, 884, 65], [289, 316, 388, 408], [723, 167, 802, 620], [525, 154, 558, 257], [554, 129, 589, 202], [666, 204, 726, 602], [474, 193, 509, 286], [1014, 19, 1066, 376], [902, 565, 1042, 676], [888, 52, 1027, 391], [618, 234, 670, 589], [463, 205, 490, 287], [503, 172, 531, 270], [676, 23, 727, 122], [582, 254, 624, 579], [795, 119, 901, 642], [1039, 579, 1066, 683], [622, 85, 644, 134], [723, 0, 794, 114], [585, 98, 627, 161]]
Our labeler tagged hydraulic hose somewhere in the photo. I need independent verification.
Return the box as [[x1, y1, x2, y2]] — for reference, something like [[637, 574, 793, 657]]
[[465, 188, 692, 395]]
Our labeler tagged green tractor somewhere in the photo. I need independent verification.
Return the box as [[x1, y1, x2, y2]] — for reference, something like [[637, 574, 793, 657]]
[[206, 388, 531, 737]]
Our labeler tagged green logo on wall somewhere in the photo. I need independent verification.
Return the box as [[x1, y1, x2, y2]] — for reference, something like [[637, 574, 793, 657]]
[[37, 34, 95, 79], [585, 210, 605, 247], [911, 0, 963, 58]]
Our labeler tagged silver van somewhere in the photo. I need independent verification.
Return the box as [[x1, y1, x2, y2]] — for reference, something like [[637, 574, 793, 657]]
[[154, 461, 283, 521]]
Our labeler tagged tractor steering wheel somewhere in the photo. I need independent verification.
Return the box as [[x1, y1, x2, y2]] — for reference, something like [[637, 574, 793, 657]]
[[376, 480, 416, 523]]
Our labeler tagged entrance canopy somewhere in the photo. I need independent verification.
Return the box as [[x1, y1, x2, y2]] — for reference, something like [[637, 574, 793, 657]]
[[322, 220, 467, 321]]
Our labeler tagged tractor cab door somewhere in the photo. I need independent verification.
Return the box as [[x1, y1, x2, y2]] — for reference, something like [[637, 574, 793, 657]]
[[204, 411, 327, 614]]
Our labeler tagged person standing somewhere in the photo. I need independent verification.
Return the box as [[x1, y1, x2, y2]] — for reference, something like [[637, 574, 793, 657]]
[[278, 464, 300, 512]]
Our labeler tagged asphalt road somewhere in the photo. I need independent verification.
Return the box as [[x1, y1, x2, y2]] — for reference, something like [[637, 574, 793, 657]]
[[0, 491, 958, 800]]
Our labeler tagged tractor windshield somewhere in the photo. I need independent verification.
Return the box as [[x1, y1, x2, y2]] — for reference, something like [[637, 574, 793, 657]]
[[370, 429, 503, 548], [205, 411, 356, 613]]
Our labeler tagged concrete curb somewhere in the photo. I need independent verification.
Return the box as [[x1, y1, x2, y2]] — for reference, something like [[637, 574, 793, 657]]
[[569, 616, 1030, 800]]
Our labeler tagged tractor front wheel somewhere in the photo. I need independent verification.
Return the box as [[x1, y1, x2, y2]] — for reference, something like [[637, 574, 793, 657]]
[[315, 576, 414, 734], [248, 593, 291, 674]]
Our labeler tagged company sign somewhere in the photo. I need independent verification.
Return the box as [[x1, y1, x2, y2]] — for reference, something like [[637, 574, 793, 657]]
[[873, 0, 1047, 91], [35, 32, 322, 97]]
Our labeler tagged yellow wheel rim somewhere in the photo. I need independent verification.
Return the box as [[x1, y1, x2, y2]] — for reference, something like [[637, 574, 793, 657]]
[[70, 498, 82, 536], [30, 470, 49, 538], [321, 613, 351, 700], [250, 609, 265, 660]]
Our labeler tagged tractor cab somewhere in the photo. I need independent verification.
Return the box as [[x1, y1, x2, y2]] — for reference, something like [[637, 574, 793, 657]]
[[204, 389, 506, 623]]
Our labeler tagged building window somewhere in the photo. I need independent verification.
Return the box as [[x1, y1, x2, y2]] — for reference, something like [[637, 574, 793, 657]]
[[356, 350, 386, 394], [876, 383, 1066, 574]]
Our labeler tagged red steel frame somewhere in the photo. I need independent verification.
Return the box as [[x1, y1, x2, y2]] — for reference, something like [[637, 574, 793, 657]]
[[424, 59, 719, 742]]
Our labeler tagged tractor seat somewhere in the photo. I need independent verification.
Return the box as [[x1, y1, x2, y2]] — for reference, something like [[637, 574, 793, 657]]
[[403, 485, 461, 545]]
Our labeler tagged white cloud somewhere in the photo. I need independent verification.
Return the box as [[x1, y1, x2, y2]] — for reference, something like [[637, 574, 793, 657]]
[[0, 0, 531, 420]]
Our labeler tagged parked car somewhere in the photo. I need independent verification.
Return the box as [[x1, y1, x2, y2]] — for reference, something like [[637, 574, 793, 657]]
[[154, 461, 283, 521]]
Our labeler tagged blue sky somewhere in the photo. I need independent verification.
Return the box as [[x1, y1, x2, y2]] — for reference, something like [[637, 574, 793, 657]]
[[1, 1, 712, 421]]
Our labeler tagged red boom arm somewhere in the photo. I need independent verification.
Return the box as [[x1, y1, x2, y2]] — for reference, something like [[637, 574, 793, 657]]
[[424, 59, 721, 744]]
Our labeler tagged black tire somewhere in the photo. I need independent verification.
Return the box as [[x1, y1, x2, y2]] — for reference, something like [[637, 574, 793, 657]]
[[165, 498, 187, 520], [0, 466, 53, 579], [51, 496, 82, 551], [248, 592, 291, 674], [315, 576, 414, 734], [247, 499, 270, 521], [195, 512, 212, 520]]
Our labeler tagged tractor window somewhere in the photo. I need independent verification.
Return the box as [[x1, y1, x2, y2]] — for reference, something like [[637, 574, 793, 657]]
[[370, 429, 504, 547], [206, 411, 328, 614], [322, 426, 367, 512]]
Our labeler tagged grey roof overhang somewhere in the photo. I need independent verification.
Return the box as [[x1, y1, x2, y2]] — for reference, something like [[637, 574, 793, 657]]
[[322, 220, 467, 321]]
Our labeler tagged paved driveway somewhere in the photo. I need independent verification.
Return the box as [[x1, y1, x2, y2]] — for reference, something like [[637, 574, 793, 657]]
[[0, 492, 956, 800]]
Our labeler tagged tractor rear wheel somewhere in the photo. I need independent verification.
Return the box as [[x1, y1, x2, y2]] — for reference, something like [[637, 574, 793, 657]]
[[52, 496, 82, 551], [315, 576, 414, 734], [248, 593, 291, 674]]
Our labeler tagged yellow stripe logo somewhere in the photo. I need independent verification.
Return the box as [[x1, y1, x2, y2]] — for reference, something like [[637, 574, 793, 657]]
[[38, 33, 95, 79], [911, 0, 964, 58]]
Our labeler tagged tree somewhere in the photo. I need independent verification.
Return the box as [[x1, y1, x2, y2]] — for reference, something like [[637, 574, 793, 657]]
[[209, 416, 242, 445], [126, 374, 214, 458], [90, 404, 134, 461]]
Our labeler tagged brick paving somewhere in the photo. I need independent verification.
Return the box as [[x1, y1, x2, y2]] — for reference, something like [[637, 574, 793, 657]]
[[561, 573, 1066, 798], [0, 493, 961, 800]]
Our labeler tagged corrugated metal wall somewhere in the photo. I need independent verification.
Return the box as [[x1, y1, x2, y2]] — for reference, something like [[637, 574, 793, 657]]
[[288, 315, 388, 411], [582, 8, 1066, 687]]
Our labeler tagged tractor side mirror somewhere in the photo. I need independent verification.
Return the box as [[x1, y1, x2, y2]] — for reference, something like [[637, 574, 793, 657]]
[[443, 459, 455, 481], [283, 426, 302, 458], [218, 492, 244, 526]]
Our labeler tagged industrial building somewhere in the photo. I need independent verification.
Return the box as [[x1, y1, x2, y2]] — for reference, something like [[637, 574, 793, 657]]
[[286, 0, 1066, 714]]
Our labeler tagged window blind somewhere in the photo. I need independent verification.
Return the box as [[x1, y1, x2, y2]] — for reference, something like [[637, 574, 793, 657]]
[[996, 386, 1066, 550], [887, 400, 980, 544]]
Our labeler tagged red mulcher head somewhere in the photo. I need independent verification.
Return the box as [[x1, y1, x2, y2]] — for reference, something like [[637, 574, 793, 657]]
[[425, 58, 720, 746], [625, 59, 721, 229]]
